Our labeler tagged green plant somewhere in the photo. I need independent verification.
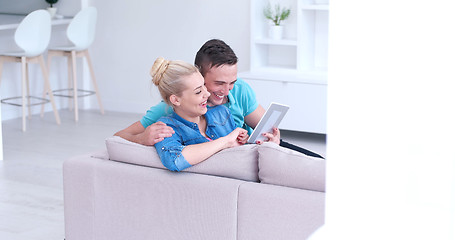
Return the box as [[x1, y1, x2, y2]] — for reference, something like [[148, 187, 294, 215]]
[[263, 2, 291, 26], [45, 0, 58, 8]]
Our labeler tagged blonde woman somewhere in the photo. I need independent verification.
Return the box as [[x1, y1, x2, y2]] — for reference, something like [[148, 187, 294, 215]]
[[144, 57, 247, 171]]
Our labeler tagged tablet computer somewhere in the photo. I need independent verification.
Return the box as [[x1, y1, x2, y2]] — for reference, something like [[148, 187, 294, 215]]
[[247, 102, 290, 144]]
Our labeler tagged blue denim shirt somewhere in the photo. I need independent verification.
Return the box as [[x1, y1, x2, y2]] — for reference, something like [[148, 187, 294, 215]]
[[154, 105, 237, 172]]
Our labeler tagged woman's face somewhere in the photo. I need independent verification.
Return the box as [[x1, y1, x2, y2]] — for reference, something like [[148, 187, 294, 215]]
[[172, 72, 211, 121]]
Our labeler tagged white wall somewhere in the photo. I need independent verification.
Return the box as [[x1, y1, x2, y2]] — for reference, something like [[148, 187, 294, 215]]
[[0, 0, 250, 120], [89, 0, 250, 114], [311, 0, 455, 239]]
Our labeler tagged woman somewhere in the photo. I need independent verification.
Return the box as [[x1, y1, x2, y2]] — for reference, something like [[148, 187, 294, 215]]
[[148, 57, 248, 171]]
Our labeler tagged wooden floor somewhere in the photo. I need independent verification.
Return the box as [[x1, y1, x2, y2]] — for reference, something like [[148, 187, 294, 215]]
[[0, 109, 326, 240]]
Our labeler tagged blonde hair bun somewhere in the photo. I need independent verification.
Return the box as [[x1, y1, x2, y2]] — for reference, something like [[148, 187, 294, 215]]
[[150, 57, 170, 86], [148, 57, 199, 106]]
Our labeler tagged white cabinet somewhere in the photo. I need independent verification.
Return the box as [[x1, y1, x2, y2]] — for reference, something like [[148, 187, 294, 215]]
[[246, 78, 327, 134], [239, 0, 329, 134]]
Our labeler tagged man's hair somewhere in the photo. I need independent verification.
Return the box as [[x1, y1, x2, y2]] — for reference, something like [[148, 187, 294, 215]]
[[194, 39, 238, 76]]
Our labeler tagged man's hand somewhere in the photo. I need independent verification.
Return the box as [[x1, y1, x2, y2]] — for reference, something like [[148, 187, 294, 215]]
[[256, 127, 280, 145], [115, 121, 174, 146], [142, 121, 174, 145]]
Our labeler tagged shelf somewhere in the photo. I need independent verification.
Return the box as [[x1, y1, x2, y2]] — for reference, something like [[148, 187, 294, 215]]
[[239, 69, 327, 85], [301, 4, 329, 11], [246, 0, 328, 134], [254, 38, 298, 46]]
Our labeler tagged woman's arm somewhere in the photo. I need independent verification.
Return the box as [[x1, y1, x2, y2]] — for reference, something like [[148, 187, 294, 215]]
[[182, 128, 248, 165], [156, 127, 248, 171], [114, 121, 174, 146]]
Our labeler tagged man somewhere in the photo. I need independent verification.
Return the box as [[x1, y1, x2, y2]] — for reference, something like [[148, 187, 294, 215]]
[[115, 39, 322, 158]]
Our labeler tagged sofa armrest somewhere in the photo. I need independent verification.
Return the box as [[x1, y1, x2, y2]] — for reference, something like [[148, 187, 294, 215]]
[[63, 154, 96, 240]]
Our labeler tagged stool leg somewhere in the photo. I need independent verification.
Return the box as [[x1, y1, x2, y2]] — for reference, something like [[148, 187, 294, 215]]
[[71, 51, 78, 122], [84, 50, 104, 114], [42, 52, 53, 117], [21, 57, 27, 132], [38, 55, 61, 125], [0, 57, 4, 86], [25, 62, 32, 119], [67, 53, 73, 111]]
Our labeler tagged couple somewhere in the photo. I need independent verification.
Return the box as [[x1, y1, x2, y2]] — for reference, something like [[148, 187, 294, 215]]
[[115, 39, 323, 172]]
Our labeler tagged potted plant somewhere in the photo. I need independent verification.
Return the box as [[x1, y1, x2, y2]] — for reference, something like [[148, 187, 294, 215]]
[[45, 0, 59, 18], [263, 2, 291, 39]]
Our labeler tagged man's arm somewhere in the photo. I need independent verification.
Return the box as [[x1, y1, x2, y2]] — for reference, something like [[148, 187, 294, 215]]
[[115, 101, 175, 145], [114, 121, 174, 146], [244, 104, 265, 129]]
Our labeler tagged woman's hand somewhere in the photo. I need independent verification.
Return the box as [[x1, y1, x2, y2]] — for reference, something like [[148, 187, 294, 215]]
[[256, 127, 280, 145], [223, 128, 249, 148], [236, 129, 249, 144]]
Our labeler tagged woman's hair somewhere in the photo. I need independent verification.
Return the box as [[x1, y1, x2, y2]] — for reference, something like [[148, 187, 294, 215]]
[[150, 57, 199, 105], [194, 39, 238, 77]]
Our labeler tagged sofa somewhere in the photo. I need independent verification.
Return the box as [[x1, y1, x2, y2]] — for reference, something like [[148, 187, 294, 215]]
[[63, 136, 326, 240]]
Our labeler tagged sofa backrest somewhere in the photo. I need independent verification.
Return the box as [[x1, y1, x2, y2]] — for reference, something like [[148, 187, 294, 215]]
[[105, 137, 326, 192], [257, 142, 326, 192], [105, 136, 260, 182]]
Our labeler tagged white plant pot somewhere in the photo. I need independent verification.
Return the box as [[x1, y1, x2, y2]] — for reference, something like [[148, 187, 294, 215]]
[[47, 7, 57, 18], [269, 25, 284, 40]]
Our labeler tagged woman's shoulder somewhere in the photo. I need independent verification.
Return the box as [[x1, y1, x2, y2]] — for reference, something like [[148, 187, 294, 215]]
[[156, 115, 179, 127]]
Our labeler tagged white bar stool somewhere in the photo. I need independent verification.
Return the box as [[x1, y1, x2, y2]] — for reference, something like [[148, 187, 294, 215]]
[[45, 7, 104, 122], [0, 10, 61, 132]]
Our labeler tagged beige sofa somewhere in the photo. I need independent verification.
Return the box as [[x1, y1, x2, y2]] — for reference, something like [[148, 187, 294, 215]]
[[63, 136, 326, 240]]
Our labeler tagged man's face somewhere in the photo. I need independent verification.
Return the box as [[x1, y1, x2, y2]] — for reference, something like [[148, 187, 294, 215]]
[[203, 64, 237, 106]]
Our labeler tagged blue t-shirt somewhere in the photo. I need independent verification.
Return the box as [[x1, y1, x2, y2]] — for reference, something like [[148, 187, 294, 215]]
[[154, 105, 237, 172], [140, 78, 258, 134]]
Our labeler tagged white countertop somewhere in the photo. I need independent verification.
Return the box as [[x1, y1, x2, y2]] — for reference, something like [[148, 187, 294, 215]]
[[0, 13, 72, 30]]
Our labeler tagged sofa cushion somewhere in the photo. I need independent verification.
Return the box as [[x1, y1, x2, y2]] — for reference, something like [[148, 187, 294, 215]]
[[105, 136, 259, 182], [258, 142, 326, 192]]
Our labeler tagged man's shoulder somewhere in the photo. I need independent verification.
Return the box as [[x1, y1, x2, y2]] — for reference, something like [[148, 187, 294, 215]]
[[232, 78, 254, 95], [146, 101, 172, 113], [234, 78, 250, 88]]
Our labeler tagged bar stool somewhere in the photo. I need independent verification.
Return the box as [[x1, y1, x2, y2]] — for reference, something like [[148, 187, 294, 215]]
[[45, 7, 104, 122], [0, 10, 61, 132]]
